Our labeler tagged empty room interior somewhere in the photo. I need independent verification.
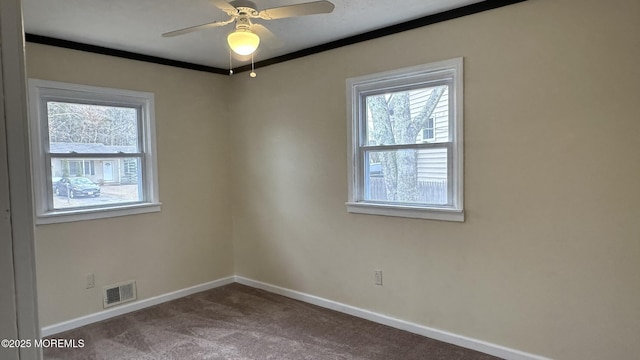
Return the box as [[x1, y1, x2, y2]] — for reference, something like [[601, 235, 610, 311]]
[[3, 0, 639, 359]]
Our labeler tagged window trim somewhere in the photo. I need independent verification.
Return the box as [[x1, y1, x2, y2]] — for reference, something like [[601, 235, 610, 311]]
[[346, 58, 464, 221], [28, 79, 161, 224]]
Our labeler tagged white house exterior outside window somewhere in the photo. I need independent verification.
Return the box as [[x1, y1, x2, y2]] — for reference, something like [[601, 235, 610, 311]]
[[346, 58, 464, 221], [28, 79, 161, 224]]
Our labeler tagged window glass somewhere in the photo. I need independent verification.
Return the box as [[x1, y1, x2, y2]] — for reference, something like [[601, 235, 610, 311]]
[[365, 148, 448, 205], [50, 157, 143, 210], [365, 86, 449, 146], [47, 101, 139, 153]]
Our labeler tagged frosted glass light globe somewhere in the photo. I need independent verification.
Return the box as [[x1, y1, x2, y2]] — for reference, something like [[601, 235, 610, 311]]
[[227, 30, 260, 56]]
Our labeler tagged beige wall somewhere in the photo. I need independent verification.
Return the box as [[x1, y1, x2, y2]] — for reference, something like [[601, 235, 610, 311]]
[[27, 43, 235, 326], [230, 1, 640, 359], [27, 0, 640, 358]]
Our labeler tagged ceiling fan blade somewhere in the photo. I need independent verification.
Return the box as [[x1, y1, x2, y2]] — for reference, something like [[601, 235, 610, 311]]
[[252, 24, 284, 48], [162, 19, 234, 37], [210, 0, 238, 15], [258, 0, 335, 20]]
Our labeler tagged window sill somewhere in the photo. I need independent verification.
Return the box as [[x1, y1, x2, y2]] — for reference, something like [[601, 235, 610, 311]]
[[36, 202, 162, 225], [346, 202, 464, 222]]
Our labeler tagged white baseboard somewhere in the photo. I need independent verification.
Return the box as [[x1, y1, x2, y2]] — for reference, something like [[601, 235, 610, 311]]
[[235, 276, 551, 360], [41, 275, 550, 360], [40, 276, 235, 337]]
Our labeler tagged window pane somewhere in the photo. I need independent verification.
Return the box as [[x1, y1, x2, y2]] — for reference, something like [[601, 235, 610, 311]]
[[47, 101, 138, 153], [365, 85, 449, 146], [365, 148, 448, 205], [51, 157, 143, 210]]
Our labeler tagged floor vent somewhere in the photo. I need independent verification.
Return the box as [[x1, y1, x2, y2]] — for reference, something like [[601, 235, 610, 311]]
[[103, 280, 137, 308]]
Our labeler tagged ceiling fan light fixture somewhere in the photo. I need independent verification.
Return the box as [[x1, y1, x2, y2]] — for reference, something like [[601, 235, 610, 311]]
[[227, 29, 260, 55]]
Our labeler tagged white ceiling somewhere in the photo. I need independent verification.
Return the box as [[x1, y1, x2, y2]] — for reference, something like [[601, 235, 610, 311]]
[[22, 0, 485, 69]]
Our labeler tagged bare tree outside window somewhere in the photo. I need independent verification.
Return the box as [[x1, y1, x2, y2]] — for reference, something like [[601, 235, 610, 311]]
[[364, 86, 448, 204], [47, 102, 138, 147]]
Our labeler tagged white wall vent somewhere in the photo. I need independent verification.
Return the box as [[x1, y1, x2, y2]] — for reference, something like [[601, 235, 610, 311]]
[[103, 280, 137, 308]]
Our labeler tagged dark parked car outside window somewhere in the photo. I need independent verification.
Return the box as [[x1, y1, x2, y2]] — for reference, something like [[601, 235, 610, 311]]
[[54, 177, 101, 198]]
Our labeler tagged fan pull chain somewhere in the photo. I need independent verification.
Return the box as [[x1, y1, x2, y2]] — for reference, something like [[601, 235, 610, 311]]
[[250, 54, 257, 78], [229, 51, 234, 75]]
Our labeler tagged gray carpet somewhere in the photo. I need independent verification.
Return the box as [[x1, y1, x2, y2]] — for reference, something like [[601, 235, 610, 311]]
[[44, 283, 502, 360]]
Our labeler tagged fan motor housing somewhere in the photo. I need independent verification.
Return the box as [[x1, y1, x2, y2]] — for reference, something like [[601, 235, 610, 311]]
[[230, 0, 259, 14]]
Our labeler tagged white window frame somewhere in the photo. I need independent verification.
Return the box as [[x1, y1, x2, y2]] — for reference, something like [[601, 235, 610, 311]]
[[346, 58, 464, 221], [28, 79, 161, 224]]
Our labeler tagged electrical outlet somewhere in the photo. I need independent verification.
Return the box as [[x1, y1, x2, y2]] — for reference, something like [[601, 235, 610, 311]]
[[374, 270, 383, 286], [86, 273, 95, 289]]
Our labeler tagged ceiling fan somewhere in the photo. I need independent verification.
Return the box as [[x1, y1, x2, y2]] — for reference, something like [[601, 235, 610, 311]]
[[162, 0, 335, 58]]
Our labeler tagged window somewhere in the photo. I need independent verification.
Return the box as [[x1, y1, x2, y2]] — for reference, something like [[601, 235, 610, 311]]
[[29, 79, 161, 224], [346, 58, 463, 221], [422, 117, 435, 142], [65, 160, 95, 177]]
